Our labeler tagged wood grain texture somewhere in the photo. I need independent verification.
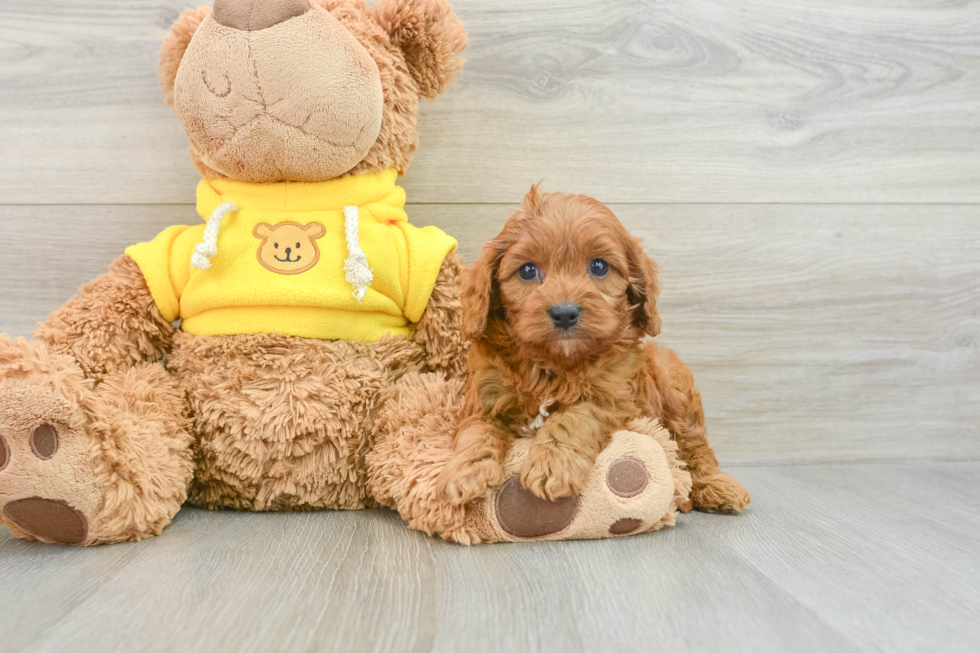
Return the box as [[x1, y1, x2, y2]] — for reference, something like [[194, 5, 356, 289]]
[[1, 0, 979, 203], [1, 2, 978, 651], [2, 203, 977, 465], [0, 463, 977, 653]]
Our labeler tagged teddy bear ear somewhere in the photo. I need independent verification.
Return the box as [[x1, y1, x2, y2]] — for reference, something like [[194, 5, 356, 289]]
[[160, 6, 212, 105], [372, 0, 468, 99], [304, 222, 327, 239]]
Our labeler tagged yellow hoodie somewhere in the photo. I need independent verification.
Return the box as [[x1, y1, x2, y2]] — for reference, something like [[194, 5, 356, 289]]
[[126, 169, 457, 342]]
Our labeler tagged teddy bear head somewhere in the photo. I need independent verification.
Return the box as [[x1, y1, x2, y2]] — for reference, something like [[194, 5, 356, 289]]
[[160, 0, 467, 183]]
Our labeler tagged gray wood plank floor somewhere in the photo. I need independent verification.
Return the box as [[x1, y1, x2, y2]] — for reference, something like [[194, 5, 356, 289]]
[[1, 463, 977, 653]]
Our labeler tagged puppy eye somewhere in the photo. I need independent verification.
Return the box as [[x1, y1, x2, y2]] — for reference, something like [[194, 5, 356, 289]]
[[296, 242, 301, 249], [518, 263, 539, 281], [589, 258, 609, 278], [274, 243, 279, 249]]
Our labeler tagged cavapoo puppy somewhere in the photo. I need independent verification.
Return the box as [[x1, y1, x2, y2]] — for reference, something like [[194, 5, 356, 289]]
[[436, 186, 750, 513]]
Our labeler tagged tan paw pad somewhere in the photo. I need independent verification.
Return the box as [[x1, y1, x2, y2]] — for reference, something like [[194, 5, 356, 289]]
[[4, 497, 88, 545], [496, 477, 579, 539], [609, 517, 643, 535], [29, 424, 59, 460], [606, 457, 649, 497], [0, 432, 8, 472]]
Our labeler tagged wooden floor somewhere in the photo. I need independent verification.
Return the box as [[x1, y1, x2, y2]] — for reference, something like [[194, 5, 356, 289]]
[[1, 0, 979, 651], [2, 463, 978, 653]]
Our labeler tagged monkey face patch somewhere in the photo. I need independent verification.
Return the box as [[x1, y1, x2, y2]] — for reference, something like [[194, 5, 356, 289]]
[[253, 221, 326, 275]]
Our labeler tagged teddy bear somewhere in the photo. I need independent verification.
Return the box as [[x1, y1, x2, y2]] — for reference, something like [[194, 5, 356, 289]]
[[0, 0, 691, 546], [0, 0, 469, 545]]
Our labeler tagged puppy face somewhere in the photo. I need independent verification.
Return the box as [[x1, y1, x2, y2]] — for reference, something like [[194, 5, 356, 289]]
[[463, 187, 662, 365]]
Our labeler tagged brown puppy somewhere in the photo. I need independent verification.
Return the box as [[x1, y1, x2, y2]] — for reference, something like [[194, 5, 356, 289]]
[[436, 186, 751, 512]]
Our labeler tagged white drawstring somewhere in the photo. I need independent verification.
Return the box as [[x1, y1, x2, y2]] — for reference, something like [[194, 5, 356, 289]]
[[191, 202, 239, 270], [342, 205, 373, 302], [522, 398, 554, 436]]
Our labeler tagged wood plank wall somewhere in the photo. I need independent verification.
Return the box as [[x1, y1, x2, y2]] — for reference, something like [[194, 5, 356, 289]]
[[1, 0, 978, 465]]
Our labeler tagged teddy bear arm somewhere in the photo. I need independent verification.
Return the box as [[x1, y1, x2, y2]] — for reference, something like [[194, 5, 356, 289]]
[[32, 254, 175, 382], [411, 252, 467, 379]]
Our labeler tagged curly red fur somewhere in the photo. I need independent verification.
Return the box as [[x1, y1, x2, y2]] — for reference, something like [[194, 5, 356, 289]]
[[440, 189, 751, 512]]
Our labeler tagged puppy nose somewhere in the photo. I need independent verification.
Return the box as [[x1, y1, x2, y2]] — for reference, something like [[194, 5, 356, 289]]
[[285, 247, 292, 255], [213, 0, 310, 31], [549, 303, 581, 330]]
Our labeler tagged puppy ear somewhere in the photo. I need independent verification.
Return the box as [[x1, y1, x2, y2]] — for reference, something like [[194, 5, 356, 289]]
[[372, 0, 468, 99], [160, 6, 211, 106], [520, 182, 544, 216], [461, 235, 509, 343], [253, 223, 273, 239], [626, 237, 662, 337]]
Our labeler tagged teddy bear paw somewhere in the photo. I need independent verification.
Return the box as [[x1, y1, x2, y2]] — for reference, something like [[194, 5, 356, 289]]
[[0, 385, 101, 545], [460, 424, 691, 543]]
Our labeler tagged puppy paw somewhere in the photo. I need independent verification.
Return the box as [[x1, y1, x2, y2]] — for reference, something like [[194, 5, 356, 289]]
[[437, 456, 505, 506], [519, 442, 593, 502], [691, 471, 751, 513]]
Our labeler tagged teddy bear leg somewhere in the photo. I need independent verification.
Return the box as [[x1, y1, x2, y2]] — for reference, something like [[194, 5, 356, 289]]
[[368, 372, 474, 541], [0, 336, 193, 545], [413, 253, 467, 380]]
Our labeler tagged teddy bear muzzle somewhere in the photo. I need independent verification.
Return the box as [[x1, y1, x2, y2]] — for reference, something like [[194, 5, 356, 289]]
[[213, 0, 311, 32], [173, 1, 386, 183]]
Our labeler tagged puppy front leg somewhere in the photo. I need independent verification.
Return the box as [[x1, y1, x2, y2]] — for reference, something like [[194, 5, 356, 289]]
[[520, 404, 612, 501], [437, 419, 510, 506]]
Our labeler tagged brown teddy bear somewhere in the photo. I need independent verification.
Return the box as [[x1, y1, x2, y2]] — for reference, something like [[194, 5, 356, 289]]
[[0, 0, 469, 545], [0, 0, 691, 546]]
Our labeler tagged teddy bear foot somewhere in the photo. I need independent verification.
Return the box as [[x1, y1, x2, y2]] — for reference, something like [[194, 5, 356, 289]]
[[0, 336, 194, 546], [457, 419, 692, 543], [0, 385, 102, 545]]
